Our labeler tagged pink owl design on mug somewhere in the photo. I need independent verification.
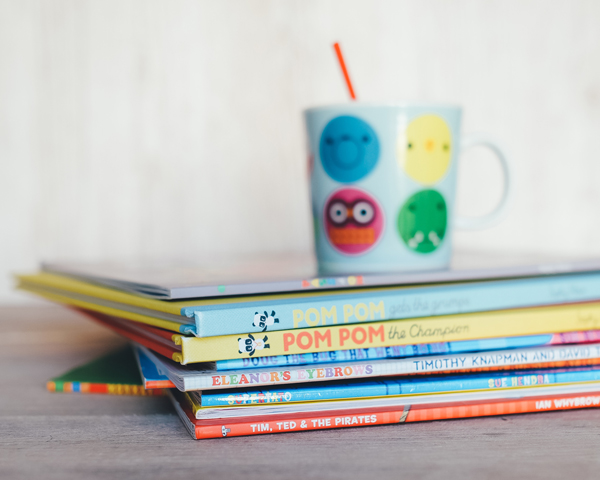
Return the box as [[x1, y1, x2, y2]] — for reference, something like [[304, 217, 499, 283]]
[[324, 187, 384, 255]]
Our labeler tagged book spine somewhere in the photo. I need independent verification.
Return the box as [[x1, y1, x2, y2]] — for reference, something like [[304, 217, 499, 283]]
[[46, 381, 164, 396], [134, 351, 178, 390], [77, 308, 181, 361], [144, 380, 176, 389], [194, 410, 405, 439], [199, 364, 600, 406], [186, 273, 600, 337], [144, 341, 600, 390], [190, 356, 600, 391], [217, 331, 597, 370], [405, 391, 600, 422], [174, 302, 600, 363], [192, 391, 600, 439], [20, 284, 188, 333]]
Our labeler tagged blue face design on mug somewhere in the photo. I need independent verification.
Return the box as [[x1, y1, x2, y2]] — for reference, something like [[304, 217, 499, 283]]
[[319, 116, 380, 183]]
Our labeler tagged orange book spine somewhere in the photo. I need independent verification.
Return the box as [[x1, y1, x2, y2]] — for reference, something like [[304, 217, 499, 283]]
[[145, 380, 176, 389], [192, 392, 600, 439], [404, 392, 600, 422], [195, 410, 404, 439]]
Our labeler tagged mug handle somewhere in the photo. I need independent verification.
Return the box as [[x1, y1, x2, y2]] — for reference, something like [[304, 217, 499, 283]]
[[454, 133, 512, 230]]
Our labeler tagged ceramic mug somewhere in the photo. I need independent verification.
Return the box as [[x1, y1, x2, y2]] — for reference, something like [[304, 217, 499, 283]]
[[304, 103, 511, 274]]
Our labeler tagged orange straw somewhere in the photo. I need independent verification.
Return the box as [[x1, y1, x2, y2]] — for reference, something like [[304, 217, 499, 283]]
[[333, 42, 356, 100]]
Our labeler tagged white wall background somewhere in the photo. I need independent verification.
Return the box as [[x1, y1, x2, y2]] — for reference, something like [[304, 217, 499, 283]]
[[2, 0, 600, 303]]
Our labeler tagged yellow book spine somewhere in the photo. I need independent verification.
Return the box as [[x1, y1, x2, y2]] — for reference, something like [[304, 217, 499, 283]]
[[172, 302, 600, 363], [19, 284, 186, 333], [16, 272, 417, 314], [183, 391, 202, 416], [17, 272, 184, 315]]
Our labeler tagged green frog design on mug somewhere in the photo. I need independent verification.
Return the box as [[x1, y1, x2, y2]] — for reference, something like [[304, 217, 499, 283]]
[[397, 190, 447, 253]]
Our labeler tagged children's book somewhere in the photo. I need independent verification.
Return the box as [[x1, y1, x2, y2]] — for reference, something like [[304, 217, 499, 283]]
[[79, 303, 600, 363], [17, 267, 600, 337], [184, 379, 600, 420], [41, 251, 600, 299], [169, 384, 600, 438], [135, 339, 600, 391], [189, 366, 600, 409], [47, 346, 168, 395], [133, 345, 176, 389], [216, 330, 600, 370]]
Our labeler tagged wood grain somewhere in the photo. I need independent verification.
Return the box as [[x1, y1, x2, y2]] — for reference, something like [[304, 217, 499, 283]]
[[3, 305, 600, 479]]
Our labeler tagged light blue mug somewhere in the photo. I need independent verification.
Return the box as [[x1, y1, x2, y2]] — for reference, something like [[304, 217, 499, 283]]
[[304, 103, 511, 274]]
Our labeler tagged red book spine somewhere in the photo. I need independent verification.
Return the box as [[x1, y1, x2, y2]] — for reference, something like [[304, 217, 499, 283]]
[[404, 392, 600, 422], [195, 411, 403, 439], [193, 392, 600, 439], [145, 380, 176, 389], [74, 307, 179, 360]]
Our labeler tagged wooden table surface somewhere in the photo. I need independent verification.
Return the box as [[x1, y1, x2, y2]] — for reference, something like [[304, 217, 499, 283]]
[[3, 305, 600, 479]]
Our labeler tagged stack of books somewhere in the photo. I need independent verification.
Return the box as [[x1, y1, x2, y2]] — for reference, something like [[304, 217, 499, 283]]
[[18, 254, 600, 439]]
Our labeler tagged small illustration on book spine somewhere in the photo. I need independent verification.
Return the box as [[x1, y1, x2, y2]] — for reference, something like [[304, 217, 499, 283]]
[[238, 334, 270, 356]]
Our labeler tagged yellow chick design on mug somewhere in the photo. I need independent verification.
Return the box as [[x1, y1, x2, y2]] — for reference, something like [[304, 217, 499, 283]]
[[398, 114, 452, 185]]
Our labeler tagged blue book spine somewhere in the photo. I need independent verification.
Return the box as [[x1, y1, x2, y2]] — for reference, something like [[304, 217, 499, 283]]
[[181, 273, 600, 337], [214, 334, 557, 370], [199, 367, 600, 407], [135, 346, 172, 384]]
